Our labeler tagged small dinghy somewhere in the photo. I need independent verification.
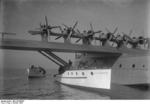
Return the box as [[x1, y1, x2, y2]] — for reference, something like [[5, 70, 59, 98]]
[[27, 65, 46, 78]]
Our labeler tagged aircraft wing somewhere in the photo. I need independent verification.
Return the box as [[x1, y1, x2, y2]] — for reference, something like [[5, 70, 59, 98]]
[[0, 32, 16, 35], [50, 32, 64, 37], [50, 31, 82, 38], [0, 39, 149, 56], [28, 30, 43, 35]]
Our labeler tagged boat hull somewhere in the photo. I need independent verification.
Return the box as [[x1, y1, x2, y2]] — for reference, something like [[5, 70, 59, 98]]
[[27, 68, 46, 78], [55, 69, 150, 99], [55, 69, 111, 89]]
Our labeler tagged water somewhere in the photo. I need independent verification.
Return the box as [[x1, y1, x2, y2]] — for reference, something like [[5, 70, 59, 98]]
[[0, 68, 109, 99], [1, 68, 150, 99]]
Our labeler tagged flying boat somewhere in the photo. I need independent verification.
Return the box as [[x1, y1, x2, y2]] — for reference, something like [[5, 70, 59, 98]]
[[28, 16, 150, 99]]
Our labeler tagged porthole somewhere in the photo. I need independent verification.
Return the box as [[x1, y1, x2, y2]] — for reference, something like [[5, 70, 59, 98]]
[[82, 72, 84, 75], [91, 72, 93, 75], [142, 65, 145, 68], [132, 64, 135, 68], [119, 64, 122, 68]]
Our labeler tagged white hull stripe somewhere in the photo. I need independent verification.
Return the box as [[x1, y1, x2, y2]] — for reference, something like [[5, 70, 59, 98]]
[[59, 77, 87, 79]]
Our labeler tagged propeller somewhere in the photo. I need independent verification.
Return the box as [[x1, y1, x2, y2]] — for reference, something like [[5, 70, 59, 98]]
[[75, 23, 102, 44], [122, 30, 141, 48], [87, 23, 101, 35], [75, 30, 85, 43], [111, 32, 119, 46], [58, 26, 63, 33], [75, 29, 84, 43], [90, 23, 94, 31], [122, 29, 133, 36], [67, 21, 78, 40], [55, 21, 78, 40], [55, 26, 65, 40], [45, 16, 48, 28], [44, 16, 50, 36], [76, 29, 81, 34], [112, 33, 124, 47], [29, 16, 60, 37], [84, 23, 102, 43], [75, 29, 95, 44], [105, 27, 118, 41], [116, 33, 123, 41], [122, 29, 133, 42], [106, 27, 118, 35], [75, 38, 82, 43], [113, 27, 118, 35], [62, 23, 69, 29], [55, 35, 62, 40]]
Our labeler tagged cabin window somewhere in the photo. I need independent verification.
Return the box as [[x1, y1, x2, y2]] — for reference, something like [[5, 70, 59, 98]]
[[68, 72, 69, 75], [82, 72, 84, 75], [119, 64, 122, 68], [132, 64, 135, 68], [76, 72, 78, 75], [142, 65, 145, 68], [71, 72, 73, 75], [91, 72, 94, 75]]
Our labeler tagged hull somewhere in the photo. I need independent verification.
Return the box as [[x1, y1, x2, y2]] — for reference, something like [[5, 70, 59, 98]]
[[55, 69, 111, 89], [111, 55, 150, 85], [55, 68, 150, 99], [74, 53, 150, 86], [54, 47, 150, 99]]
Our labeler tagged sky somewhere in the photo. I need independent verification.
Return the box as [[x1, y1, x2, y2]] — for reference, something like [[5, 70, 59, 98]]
[[0, 0, 150, 70]]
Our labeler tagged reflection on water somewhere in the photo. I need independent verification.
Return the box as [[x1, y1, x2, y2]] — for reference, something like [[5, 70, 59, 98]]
[[0, 68, 109, 99], [59, 83, 110, 99]]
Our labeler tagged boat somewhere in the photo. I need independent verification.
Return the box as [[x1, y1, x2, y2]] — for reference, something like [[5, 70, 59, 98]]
[[27, 65, 46, 78]]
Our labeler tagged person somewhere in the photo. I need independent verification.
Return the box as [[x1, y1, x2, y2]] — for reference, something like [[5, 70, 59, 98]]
[[68, 59, 72, 66], [31, 65, 34, 69], [58, 66, 65, 74], [40, 67, 46, 74]]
